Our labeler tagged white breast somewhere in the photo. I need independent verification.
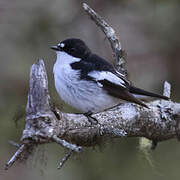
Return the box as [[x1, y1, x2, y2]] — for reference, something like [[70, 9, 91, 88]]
[[53, 51, 121, 113]]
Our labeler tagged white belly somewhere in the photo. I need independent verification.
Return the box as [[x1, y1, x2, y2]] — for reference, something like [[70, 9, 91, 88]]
[[53, 62, 120, 113]]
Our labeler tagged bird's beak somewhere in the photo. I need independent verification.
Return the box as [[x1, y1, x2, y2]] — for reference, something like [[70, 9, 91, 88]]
[[51, 46, 59, 51]]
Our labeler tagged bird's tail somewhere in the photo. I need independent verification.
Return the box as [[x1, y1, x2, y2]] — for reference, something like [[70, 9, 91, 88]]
[[129, 86, 169, 100]]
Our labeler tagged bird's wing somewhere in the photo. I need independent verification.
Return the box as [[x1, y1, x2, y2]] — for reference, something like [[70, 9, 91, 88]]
[[88, 71, 127, 89], [88, 71, 148, 108]]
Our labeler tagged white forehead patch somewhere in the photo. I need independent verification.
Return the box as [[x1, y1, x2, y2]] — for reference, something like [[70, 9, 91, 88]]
[[58, 43, 65, 48]]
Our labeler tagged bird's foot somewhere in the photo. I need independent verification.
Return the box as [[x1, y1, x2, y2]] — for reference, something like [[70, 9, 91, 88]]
[[84, 111, 98, 125]]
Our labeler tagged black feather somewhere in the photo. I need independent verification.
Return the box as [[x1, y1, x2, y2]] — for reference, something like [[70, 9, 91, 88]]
[[99, 79, 148, 108], [70, 53, 115, 80], [129, 86, 169, 100]]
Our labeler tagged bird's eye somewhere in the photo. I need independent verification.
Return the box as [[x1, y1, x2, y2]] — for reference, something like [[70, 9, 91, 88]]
[[58, 43, 65, 48]]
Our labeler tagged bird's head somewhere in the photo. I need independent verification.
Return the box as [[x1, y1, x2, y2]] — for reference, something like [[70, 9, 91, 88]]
[[51, 38, 91, 59]]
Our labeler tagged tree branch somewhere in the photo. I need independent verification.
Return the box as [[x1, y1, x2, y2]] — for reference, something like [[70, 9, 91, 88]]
[[5, 3, 180, 170], [83, 3, 127, 76]]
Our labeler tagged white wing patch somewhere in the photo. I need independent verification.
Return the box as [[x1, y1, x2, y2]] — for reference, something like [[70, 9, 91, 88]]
[[115, 70, 125, 77], [88, 71, 126, 88], [97, 82, 103, 87]]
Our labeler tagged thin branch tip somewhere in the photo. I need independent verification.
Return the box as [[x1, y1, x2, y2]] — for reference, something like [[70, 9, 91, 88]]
[[82, 3, 126, 75], [163, 81, 171, 98], [57, 150, 72, 169], [52, 135, 82, 153], [8, 140, 20, 148], [5, 144, 26, 170]]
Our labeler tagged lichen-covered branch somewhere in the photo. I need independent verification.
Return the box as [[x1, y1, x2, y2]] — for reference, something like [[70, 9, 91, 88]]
[[5, 3, 180, 170], [5, 59, 180, 170], [83, 3, 127, 76]]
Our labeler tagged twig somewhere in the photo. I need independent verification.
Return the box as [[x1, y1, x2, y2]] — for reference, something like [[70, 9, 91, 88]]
[[52, 135, 82, 152], [5, 144, 26, 170], [83, 3, 127, 76], [8, 140, 20, 148], [57, 150, 72, 169]]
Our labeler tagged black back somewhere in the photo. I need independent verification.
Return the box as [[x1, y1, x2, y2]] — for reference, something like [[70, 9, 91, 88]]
[[70, 53, 115, 81], [59, 38, 129, 85]]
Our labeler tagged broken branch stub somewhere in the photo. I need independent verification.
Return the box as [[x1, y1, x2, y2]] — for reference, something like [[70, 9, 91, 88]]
[[26, 59, 51, 115]]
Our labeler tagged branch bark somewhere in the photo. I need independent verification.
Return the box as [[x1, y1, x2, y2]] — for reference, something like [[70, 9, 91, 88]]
[[5, 3, 180, 170], [83, 3, 127, 76]]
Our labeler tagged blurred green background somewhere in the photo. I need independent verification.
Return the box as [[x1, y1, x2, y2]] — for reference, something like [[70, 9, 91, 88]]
[[0, 0, 180, 179]]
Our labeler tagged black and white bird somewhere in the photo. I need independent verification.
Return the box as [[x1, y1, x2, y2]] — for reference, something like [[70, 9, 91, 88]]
[[51, 38, 169, 122]]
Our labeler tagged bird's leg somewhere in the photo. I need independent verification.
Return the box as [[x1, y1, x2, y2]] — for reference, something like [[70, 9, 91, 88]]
[[84, 111, 98, 125]]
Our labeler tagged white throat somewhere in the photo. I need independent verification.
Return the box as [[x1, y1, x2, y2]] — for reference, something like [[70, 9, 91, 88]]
[[55, 51, 81, 65]]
